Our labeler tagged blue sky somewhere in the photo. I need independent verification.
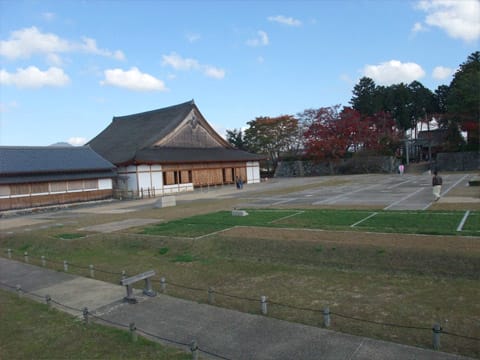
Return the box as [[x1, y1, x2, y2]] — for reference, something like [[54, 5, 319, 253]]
[[1, 0, 479, 146]]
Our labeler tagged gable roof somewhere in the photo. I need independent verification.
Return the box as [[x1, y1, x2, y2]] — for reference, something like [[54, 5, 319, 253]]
[[0, 146, 116, 184], [88, 100, 263, 165]]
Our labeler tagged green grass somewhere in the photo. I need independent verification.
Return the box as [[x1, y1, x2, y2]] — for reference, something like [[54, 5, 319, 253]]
[[2, 207, 479, 358], [0, 289, 190, 359], [142, 209, 480, 237]]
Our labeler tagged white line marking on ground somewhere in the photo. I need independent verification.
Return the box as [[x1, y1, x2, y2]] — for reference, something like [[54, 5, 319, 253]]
[[456, 210, 471, 232], [388, 178, 415, 189], [314, 183, 380, 205], [195, 227, 236, 240], [269, 211, 304, 224], [442, 174, 470, 196], [350, 212, 378, 227], [383, 187, 424, 210]]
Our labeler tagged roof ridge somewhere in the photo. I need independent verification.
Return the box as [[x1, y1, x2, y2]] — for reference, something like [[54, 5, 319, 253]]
[[113, 99, 194, 121]]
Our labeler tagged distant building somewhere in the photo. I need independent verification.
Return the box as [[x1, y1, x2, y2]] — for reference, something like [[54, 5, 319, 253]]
[[0, 146, 116, 211], [88, 100, 262, 198]]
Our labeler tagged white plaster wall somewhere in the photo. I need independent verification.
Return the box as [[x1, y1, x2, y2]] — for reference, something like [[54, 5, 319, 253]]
[[98, 178, 113, 190], [247, 161, 261, 184]]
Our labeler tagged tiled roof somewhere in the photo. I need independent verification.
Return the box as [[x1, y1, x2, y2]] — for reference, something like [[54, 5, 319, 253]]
[[88, 100, 263, 165], [135, 147, 264, 163], [0, 146, 116, 184], [88, 100, 197, 164]]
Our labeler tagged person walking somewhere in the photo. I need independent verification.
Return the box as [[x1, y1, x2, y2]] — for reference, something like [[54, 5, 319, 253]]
[[432, 170, 443, 201]]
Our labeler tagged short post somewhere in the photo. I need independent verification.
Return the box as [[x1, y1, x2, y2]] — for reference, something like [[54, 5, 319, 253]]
[[208, 287, 215, 305], [7, 248, 12, 259], [24, 252, 29, 263], [432, 323, 442, 350], [122, 270, 126, 280], [16, 285, 22, 298], [83, 307, 89, 325], [323, 306, 331, 328], [45, 295, 52, 309], [129, 322, 137, 342], [41, 256, 46, 267], [190, 340, 199, 360], [261, 295, 268, 315], [160, 277, 166, 293], [63, 260, 68, 272], [89, 264, 95, 278]]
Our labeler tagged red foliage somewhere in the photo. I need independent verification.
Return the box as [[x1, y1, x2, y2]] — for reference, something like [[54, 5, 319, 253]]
[[304, 106, 401, 163]]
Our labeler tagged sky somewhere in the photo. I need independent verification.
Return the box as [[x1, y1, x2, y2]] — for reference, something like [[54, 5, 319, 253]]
[[0, 0, 479, 147]]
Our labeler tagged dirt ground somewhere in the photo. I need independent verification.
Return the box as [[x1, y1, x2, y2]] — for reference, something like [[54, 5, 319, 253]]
[[222, 227, 479, 254]]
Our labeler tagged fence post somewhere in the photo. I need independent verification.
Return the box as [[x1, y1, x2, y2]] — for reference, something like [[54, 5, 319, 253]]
[[89, 264, 95, 278], [190, 340, 199, 360], [122, 270, 126, 280], [208, 287, 215, 304], [45, 295, 52, 309], [83, 307, 89, 325], [24, 252, 29, 263], [432, 323, 442, 350], [7, 248, 12, 258], [63, 260, 68, 272], [41, 256, 46, 267], [129, 322, 137, 342], [16, 285, 22, 298], [261, 295, 268, 315], [160, 277, 166, 293], [323, 306, 331, 328]]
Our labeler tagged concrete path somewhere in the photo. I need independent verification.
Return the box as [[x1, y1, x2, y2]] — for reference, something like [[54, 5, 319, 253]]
[[0, 257, 471, 360]]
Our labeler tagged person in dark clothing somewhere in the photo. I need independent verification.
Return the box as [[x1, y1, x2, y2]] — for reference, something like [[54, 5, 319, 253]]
[[432, 171, 443, 201]]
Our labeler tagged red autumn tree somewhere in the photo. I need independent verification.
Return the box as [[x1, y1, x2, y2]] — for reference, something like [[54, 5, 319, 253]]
[[304, 106, 401, 173]]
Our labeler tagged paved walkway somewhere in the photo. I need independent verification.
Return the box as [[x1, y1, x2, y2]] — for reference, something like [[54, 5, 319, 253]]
[[0, 257, 471, 360]]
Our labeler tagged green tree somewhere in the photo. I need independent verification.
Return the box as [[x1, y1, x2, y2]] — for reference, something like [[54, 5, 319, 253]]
[[446, 51, 480, 149], [225, 128, 246, 150], [350, 77, 379, 116], [243, 115, 299, 173]]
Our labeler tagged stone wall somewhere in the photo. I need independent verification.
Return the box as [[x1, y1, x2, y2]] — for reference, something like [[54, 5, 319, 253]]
[[275, 156, 398, 177], [436, 151, 479, 171]]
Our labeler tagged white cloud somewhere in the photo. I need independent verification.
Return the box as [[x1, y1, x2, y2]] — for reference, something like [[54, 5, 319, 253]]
[[79, 37, 125, 60], [411, 22, 427, 33], [246, 30, 269, 47], [268, 15, 302, 26], [432, 65, 454, 80], [0, 26, 125, 61], [101, 67, 167, 91], [0, 100, 18, 112], [41, 12, 56, 22], [162, 52, 200, 70], [186, 32, 201, 43], [68, 137, 87, 146], [416, 0, 480, 42], [363, 60, 426, 85], [203, 65, 225, 79], [0, 66, 70, 88], [162, 52, 226, 79], [0, 27, 70, 59]]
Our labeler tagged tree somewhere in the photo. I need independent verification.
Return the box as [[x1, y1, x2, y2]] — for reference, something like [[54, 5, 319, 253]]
[[303, 106, 364, 174], [225, 128, 246, 150], [408, 81, 436, 137], [243, 115, 299, 173], [350, 77, 379, 115], [446, 51, 480, 148]]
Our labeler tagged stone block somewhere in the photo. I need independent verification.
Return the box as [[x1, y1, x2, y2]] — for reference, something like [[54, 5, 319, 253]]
[[154, 196, 176, 208], [232, 209, 248, 217]]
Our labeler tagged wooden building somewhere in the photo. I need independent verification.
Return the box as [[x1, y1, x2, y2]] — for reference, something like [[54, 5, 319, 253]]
[[0, 146, 116, 211], [88, 100, 263, 198]]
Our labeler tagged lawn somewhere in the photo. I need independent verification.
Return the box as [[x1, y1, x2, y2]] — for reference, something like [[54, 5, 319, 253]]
[[0, 289, 190, 359], [1, 207, 479, 358], [142, 209, 480, 237]]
